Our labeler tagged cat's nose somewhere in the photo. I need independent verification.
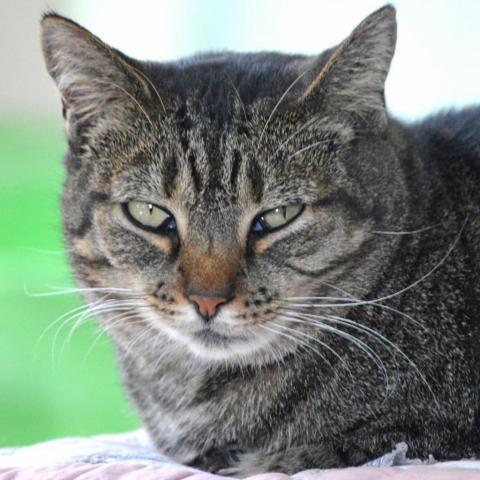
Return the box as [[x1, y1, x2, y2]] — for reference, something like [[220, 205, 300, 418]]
[[188, 294, 228, 321]]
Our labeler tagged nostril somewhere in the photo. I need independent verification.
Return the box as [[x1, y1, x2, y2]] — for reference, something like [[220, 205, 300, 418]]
[[188, 295, 228, 321]]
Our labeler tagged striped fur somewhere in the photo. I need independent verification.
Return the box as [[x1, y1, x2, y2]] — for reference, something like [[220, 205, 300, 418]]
[[41, 6, 480, 475]]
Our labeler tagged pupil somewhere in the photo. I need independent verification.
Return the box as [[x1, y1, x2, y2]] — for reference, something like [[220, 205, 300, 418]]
[[166, 217, 177, 230], [252, 220, 264, 233]]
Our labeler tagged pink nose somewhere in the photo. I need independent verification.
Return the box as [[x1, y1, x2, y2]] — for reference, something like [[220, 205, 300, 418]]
[[188, 295, 227, 320]]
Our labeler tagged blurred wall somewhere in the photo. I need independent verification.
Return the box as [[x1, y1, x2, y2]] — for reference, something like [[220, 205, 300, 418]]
[[1, 0, 479, 122], [0, 0, 66, 119]]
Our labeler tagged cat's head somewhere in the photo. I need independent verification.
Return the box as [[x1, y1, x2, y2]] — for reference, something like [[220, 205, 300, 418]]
[[41, 6, 405, 364]]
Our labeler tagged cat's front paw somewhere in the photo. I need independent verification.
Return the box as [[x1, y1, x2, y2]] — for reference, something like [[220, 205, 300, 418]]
[[220, 446, 346, 477], [187, 448, 243, 474]]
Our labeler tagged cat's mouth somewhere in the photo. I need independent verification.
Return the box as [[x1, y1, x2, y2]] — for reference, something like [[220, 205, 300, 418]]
[[142, 304, 285, 362], [193, 327, 246, 345], [181, 324, 280, 362], [154, 311, 282, 362]]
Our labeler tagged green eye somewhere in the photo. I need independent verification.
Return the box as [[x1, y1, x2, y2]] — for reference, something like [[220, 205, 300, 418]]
[[123, 201, 177, 232], [251, 204, 304, 234]]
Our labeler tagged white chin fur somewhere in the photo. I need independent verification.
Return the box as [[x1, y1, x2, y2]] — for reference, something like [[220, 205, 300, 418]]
[[163, 321, 280, 363], [142, 308, 287, 364]]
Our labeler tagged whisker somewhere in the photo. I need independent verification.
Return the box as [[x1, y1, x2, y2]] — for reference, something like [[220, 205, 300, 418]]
[[259, 324, 329, 374], [272, 321, 333, 368], [321, 313, 438, 406], [26, 285, 136, 297], [48, 298, 148, 365], [284, 309, 378, 343], [37, 294, 118, 356], [130, 63, 167, 114], [19, 247, 66, 255], [83, 313, 145, 362], [282, 295, 426, 331], [277, 318, 347, 369], [224, 72, 248, 124], [256, 71, 307, 151], [282, 311, 389, 388], [260, 323, 350, 406], [370, 223, 442, 235], [57, 297, 117, 357], [62, 301, 147, 351], [285, 217, 467, 311], [284, 140, 329, 161], [259, 323, 330, 367], [36, 301, 93, 348], [289, 310, 397, 361], [283, 310, 441, 411], [315, 278, 368, 298], [94, 79, 155, 129], [275, 319, 356, 381], [124, 323, 158, 358], [268, 115, 320, 161]]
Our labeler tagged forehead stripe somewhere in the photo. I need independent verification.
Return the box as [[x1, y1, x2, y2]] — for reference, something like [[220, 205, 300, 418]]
[[161, 155, 179, 198], [188, 152, 202, 193], [230, 149, 242, 192], [247, 157, 264, 202]]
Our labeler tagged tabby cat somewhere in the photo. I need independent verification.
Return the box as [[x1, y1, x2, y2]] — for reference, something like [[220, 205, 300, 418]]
[[41, 5, 480, 476]]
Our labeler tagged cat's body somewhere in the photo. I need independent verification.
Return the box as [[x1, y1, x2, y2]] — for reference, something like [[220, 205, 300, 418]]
[[120, 107, 480, 474], [41, 6, 480, 475]]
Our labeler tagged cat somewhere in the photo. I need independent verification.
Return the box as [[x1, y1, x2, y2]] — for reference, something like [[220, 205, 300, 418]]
[[40, 5, 480, 476]]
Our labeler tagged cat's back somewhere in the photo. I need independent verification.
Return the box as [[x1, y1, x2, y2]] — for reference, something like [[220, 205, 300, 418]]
[[408, 107, 480, 176], [405, 107, 480, 273]]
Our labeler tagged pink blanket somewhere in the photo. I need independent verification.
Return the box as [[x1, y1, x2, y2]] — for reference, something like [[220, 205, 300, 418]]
[[2, 431, 480, 479], [3, 463, 480, 480]]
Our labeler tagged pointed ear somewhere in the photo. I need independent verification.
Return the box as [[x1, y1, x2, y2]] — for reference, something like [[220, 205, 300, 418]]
[[299, 5, 396, 129], [40, 14, 163, 133]]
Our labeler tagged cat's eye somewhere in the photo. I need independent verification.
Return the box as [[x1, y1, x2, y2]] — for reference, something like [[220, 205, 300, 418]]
[[123, 201, 177, 233], [251, 204, 304, 235]]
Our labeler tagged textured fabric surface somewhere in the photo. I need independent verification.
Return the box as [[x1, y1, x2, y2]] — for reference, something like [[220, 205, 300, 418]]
[[3, 464, 480, 480], [2, 431, 480, 479]]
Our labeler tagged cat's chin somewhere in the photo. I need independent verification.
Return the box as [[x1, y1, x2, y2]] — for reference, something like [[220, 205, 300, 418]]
[[158, 321, 289, 364]]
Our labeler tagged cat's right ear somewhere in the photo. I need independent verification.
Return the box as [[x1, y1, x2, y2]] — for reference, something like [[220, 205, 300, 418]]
[[297, 5, 396, 131], [40, 14, 164, 134]]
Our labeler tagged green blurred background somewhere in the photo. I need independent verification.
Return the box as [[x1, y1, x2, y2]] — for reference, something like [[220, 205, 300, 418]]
[[0, 120, 140, 446], [1, 0, 478, 448]]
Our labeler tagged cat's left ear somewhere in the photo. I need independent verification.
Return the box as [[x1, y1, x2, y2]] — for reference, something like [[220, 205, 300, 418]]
[[299, 5, 396, 130], [40, 14, 165, 134]]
